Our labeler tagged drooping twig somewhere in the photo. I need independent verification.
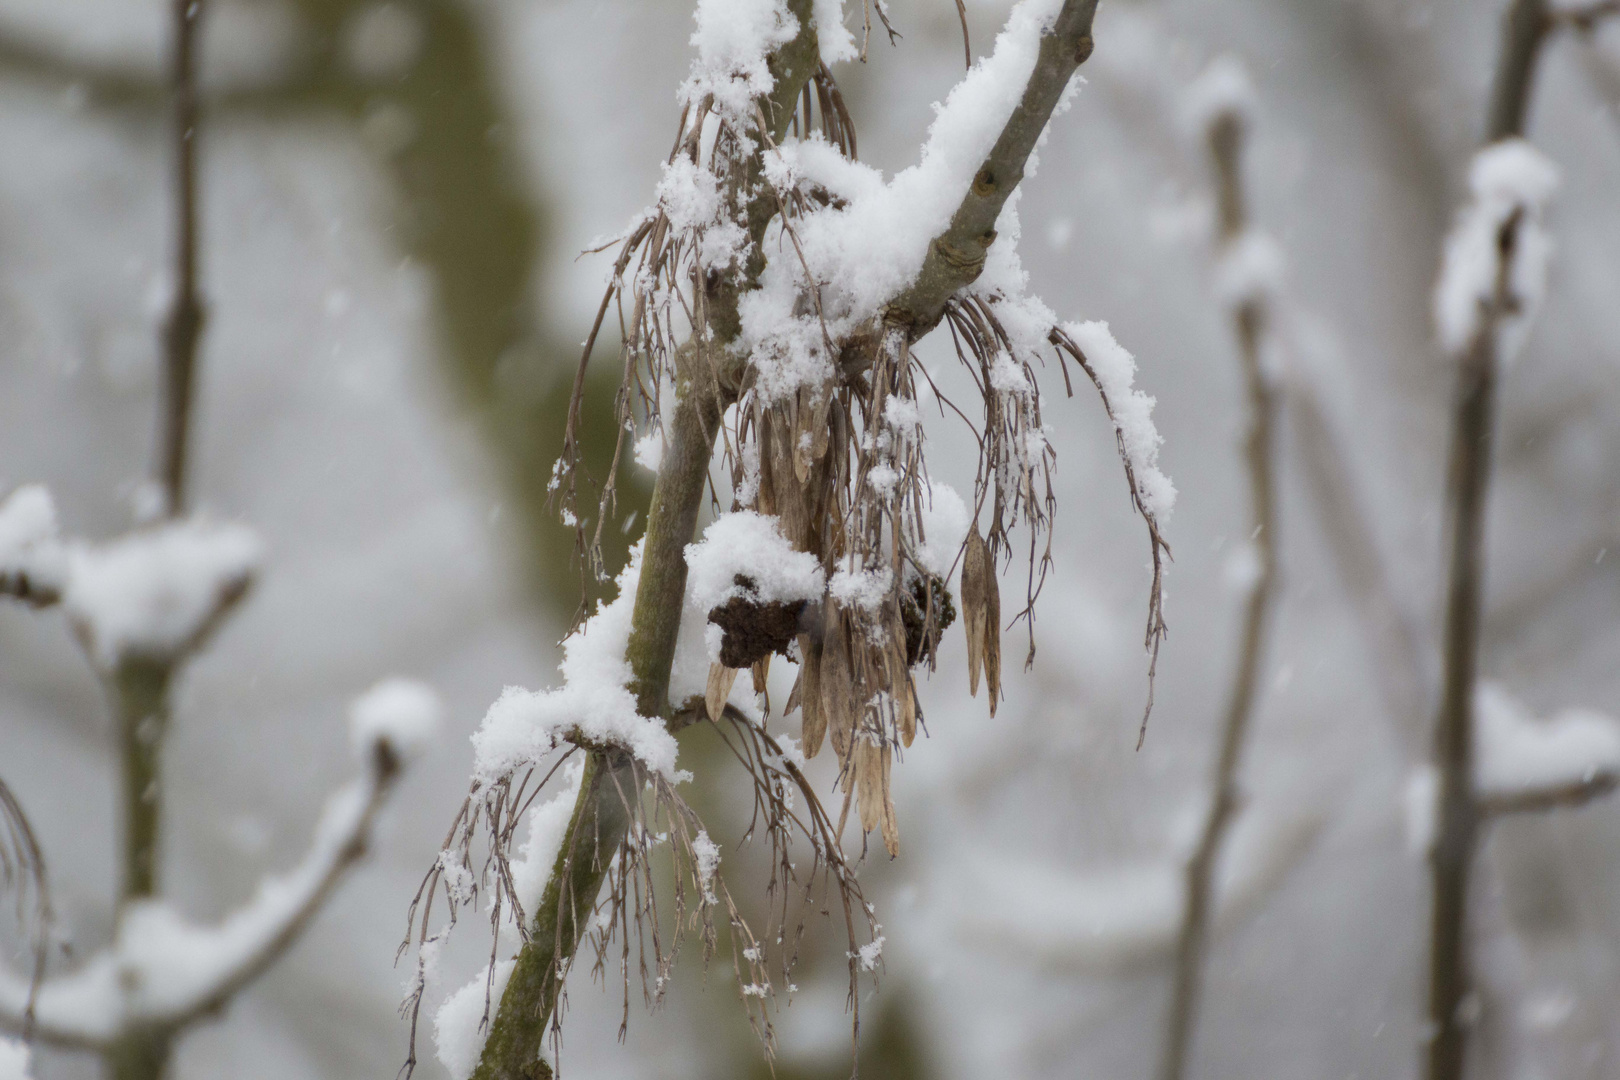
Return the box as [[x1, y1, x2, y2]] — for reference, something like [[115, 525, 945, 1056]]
[[1157, 70, 1278, 1080], [0, 779, 51, 1041]]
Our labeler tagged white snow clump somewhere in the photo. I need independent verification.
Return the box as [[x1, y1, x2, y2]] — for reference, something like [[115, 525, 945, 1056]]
[[1475, 682, 1620, 800], [684, 510, 825, 615], [0, 1038, 31, 1080], [470, 543, 683, 781], [1060, 320, 1177, 519], [349, 677, 442, 762], [63, 519, 262, 668], [0, 484, 66, 597], [434, 960, 517, 1080], [1183, 53, 1256, 134], [1435, 139, 1559, 360]]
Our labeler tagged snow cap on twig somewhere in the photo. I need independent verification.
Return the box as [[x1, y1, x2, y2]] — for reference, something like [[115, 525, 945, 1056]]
[[1184, 53, 1255, 135], [349, 678, 442, 765], [62, 519, 262, 669], [1435, 139, 1560, 361], [0, 485, 66, 607], [0, 1037, 31, 1080]]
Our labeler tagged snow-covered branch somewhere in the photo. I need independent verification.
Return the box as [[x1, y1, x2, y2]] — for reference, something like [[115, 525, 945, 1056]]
[[0, 487, 65, 609], [1426, 7, 1569, 1076], [0, 681, 435, 1051], [428, 2, 1178, 1074], [885, 0, 1099, 333], [1474, 683, 1620, 816], [0, 485, 262, 669]]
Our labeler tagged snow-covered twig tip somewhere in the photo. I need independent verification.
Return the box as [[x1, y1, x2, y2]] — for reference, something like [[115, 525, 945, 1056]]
[[0, 485, 263, 670], [1435, 139, 1560, 363]]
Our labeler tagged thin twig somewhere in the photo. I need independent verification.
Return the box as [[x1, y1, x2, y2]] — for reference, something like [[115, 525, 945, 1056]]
[[1157, 102, 1277, 1080], [157, 0, 207, 518], [1425, 5, 1552, 1079]]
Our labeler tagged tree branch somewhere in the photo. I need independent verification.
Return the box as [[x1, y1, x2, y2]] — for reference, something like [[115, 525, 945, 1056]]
[[1426, 5, 1549, 1079], [466, 8, 821, 1078], [157, 0, 206, 518], [467, 4, 1117, 1074], [886, 0, 1098, 335], [1158, 97, 1278, 1080], [1480, 771, 1620, 815]]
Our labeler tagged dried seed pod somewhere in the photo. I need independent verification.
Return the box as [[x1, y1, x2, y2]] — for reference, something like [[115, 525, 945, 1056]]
[[769, 412, 813, 549], [962, 529, 989, 698], [794, 384, 833, 482], [856, 734, 883, 834], [756, 410, 778, 517], [882, 610, 917, 746], [793, 387, 813, 483], [795, 632, 827, 757], [820, 606, 857, 762], [751, 655, 770, 696], [880, 764, 900, 858], [808, 385, 832, 464], [961, 529, 1002, 716], [897, 670, 918, 748], [983, 542, 1001, 714], [706, 662, 739, 722], [827, 396, 849, 501]]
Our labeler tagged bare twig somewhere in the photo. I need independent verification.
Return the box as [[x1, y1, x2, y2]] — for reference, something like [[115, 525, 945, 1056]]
[[157, 0, 207, 518], [1157, 95, 1278, 1080], [1425, 5, 1551, 1079]]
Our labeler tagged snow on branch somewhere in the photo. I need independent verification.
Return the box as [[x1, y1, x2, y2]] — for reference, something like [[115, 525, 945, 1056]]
[[1434, 139, 1560, 363], [470, 544, 685, 783], [0, 681, 435, 1049], [429, 2, 1180, 1070], [63, 519, 261, 670], [0, 1038, 31, 1080], [0, 485, 263, 669], [0, 486, 66, 608], [1475, 682, 1620, 815]]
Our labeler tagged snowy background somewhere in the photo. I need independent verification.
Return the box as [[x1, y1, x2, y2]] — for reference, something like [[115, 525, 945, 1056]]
[[2, 0, 1620, 1077]]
